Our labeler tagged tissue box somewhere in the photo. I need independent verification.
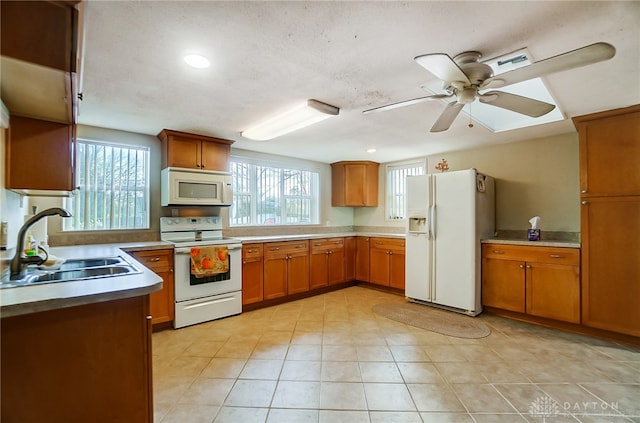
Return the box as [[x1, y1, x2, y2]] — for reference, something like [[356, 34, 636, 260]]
[[527, 229, 541, 241]]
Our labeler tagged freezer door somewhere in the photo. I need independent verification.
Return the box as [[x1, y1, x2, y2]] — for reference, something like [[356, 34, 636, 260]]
[[405, 174, 432, 301], [432, 169, 478, 312]]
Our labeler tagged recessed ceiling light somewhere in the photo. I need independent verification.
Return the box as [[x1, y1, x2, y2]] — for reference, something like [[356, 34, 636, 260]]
[[367, 148, 377, 154], [184, 54, 210, 69]]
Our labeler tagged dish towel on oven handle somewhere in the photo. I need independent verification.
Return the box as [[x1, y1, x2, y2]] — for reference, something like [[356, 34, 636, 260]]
[[190, 246, 229, 278]]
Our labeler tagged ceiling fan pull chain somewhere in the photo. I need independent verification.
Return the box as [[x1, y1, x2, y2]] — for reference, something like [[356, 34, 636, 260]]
[[468, 104, 474, 128]]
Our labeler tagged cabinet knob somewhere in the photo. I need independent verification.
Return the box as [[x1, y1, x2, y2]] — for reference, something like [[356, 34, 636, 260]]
[[581, 201, 588, 205], [149, 257, 161, 262], [581, 189, 587, 194], [519, 264, 525, 269], [549, 254, 564, 259], [388, 251, 393, 255], [492, 250, 505, 254], [526, 264, 532, 269], [146, 315, 153, 320]]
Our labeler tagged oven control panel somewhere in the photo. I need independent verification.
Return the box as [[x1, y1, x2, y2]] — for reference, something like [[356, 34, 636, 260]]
[[160, 216, 221, 232]]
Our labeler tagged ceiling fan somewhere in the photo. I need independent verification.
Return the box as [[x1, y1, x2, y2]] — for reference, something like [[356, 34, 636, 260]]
[[363, 42, 615, 132]]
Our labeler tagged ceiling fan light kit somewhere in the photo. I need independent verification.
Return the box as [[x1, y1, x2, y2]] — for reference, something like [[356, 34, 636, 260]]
[[241, 99, 339, 141], [365, 42, 616, 133]]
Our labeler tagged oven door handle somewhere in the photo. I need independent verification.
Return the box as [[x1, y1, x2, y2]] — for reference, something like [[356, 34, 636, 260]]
[[175, 244, 243, 255]]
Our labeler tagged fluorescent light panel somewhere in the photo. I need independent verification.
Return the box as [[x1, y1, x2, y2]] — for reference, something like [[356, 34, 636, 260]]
[[242, 99, 339, 141]]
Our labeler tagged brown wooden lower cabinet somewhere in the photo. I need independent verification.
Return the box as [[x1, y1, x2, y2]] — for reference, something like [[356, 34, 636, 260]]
[[263, 240, 309, 299], [482, 244, 580, 324], [242, 244, 264, 305], [1, 296, 153, 423], [128, 248, 175, 326], [369, 237, 406, 290], [580, 196, 640, 336], [241, 235, 405, 310], [309, 237, 345, 289]]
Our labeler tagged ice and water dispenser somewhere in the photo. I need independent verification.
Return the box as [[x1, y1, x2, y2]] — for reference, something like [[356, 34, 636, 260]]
[[407, 209, 428, 235]]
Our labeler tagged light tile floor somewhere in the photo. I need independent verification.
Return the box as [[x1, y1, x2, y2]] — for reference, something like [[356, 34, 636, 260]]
[[152, 286, 640, 422]]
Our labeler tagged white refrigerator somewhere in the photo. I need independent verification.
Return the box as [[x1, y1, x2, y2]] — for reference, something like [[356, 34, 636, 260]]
[[405, 169, 495, 316]]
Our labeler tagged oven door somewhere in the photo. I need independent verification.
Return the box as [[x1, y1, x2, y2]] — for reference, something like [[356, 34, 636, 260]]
[[174, 243, 242, 302]]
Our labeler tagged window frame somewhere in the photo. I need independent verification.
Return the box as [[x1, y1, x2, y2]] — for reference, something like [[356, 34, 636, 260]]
[[385, 159, 426, 221], [64, 138, 151, 232], [229, 155, 320, 227]]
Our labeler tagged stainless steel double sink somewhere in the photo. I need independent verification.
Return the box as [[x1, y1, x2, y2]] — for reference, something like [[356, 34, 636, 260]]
[[0, 256, 142, 289]]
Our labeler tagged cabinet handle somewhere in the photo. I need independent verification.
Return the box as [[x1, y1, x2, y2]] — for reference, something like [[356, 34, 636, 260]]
[[148, 257, 161, 262], [526, 264, 532, 269], [314, 243, 322, 246], [549, 254, 564, 259], [270, 247, 280, 251], [196, 164, 201, 168], [581, 201, 588, 205], [285, 256, 290, 260], [243, 260, 246, 264], [201, 164, 205, 168], [492, 250, 505, 254], [146, 315, 152, 320], [581, 189, 587, 194], [375, 241, 383, 245], [295, 245, 304, 248], [388, 251, 393, 255], [519, 264, 525, 269], [247, 249, 256, 253]]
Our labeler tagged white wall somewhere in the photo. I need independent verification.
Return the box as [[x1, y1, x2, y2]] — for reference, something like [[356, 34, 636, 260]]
[[354, 132, 580, 233]]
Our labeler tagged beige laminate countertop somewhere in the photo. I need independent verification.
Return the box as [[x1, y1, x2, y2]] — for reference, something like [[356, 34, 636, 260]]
[[235, 232, 404, 243], [481, 238, 580, 248], [0, 242, 169, 318]]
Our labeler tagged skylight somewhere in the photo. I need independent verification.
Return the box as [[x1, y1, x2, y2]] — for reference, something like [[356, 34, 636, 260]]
[[423, 48, 564, 132]]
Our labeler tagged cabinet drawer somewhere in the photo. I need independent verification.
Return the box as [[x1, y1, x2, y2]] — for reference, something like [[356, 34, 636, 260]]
[[370, 237, 405, 251], [264, 240, 309, 257], [310, 238, 344, 253], [243, 243, 263, 259], [130, 249, 173, 270], [482, 244, 579, 265]]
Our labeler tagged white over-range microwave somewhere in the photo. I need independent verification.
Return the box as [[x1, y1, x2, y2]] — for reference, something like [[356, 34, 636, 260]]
[[161, 167, 233, 206]]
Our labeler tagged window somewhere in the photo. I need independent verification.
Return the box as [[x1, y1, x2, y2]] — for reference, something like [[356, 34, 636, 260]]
[[230, 157, 319, 226], [65, 140, 150, 231], [386, 160, 425, 220]]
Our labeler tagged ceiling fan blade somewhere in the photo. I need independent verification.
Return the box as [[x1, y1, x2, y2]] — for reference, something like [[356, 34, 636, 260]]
[[362, 94, 451, 114], [431, 102, 464, 132], [482, 42, 615, 89], [479, 91, 555, 117], [414, 53, 471, 85]]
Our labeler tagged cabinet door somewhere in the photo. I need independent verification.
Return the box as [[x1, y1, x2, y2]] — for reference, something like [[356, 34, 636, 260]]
[[388, 248, 405, 290], [309, 250, 329, 290], [129, 249, 174, 326], [344, 237, 356, 281], [7, 116, 74, 191], [355, 237, 370, 282], [575, 107, 640, 197], [581, 196, 640, 336], [242, 257, 264, 305], [1, 296, 152, 422], [287, 253, 310, 295], [165, 136, 201, 169], [201, 139, 231, 171], [481, 257, 525, 312], [327, 249, 345, 285], [263, 255, 287, 300], [369, 248, 390, 286], [526, 262, 580, 323], [344, 163, 368, 206]]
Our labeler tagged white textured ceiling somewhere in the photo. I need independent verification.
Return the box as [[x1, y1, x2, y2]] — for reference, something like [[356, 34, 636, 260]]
[[78, 1, 640, 164]]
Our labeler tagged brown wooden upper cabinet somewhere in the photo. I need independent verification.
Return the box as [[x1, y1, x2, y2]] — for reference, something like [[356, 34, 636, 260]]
[[573, 105, 640, 197], [158, 129, 234, 172], [6, 116, 75, 195], [1, 1, 81, 124], [331, 161, 379, 207]]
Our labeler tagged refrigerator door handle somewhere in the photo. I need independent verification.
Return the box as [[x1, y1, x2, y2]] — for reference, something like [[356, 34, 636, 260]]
[[430, 204, 437, 239]]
